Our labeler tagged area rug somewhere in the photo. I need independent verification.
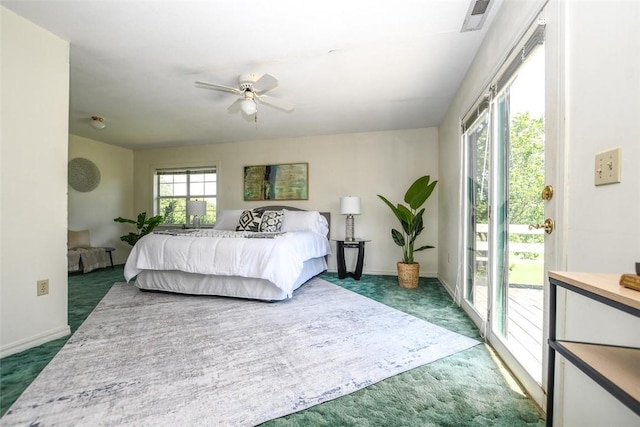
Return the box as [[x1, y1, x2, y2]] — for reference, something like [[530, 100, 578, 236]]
[[1, 277, 479, 426]]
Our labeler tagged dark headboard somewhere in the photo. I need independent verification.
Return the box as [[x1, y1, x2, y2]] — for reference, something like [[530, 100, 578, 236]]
[[254, 205, 331, 238]]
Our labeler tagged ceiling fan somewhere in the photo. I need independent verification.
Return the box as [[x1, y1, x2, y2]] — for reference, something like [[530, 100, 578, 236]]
[[195, 73, 294, 119]]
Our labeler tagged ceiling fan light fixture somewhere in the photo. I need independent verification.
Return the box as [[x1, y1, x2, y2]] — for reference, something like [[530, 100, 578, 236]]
[[196, 73, 293, 118], [240, 99, 257, 115], [90, 116, 106, 130]]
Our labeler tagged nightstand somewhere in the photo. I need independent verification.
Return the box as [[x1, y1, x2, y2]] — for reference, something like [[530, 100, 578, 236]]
[[332, 239, 370, 280]]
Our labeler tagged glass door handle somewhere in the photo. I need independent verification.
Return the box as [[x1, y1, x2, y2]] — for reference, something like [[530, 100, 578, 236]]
[[528, 218, 554, 234]]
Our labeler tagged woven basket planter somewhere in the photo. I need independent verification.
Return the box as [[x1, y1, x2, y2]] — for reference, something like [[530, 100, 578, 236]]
[[397, 262, 420, 288]]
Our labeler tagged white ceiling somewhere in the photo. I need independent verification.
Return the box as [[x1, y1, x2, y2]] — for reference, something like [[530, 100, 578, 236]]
[[3, 0, 501, 149]]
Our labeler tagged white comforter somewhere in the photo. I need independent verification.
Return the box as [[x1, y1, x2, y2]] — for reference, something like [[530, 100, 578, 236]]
[[124, 230, 331, 295]]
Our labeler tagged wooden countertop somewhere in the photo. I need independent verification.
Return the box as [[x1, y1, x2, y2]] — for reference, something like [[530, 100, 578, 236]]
[[548, 271, 640, 312]]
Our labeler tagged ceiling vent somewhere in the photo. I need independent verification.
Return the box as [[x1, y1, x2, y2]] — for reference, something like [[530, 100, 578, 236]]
[[461, 0, 493, 32]]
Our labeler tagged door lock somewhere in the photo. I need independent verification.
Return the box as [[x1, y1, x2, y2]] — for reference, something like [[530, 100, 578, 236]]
[[541, 185, 554, 201], [529, 218, 554, 234]]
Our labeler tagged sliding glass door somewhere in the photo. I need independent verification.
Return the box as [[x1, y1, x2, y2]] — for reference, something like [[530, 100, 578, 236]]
[[463, 22, 551, 404], [491, 46, 546, 380]]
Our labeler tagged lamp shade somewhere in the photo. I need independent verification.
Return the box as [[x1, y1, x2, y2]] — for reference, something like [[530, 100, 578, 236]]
[[186, 200, 206, 217], [240, 99, 257, 115], [340, 196, 361, 215]]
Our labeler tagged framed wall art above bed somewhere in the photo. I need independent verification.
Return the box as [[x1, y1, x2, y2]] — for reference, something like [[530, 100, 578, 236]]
[[244, 162, 308, 201]]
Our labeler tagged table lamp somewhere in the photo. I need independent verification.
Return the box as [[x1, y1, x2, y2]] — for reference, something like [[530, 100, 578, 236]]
[[186, 200, 207, 228], [340, 196, 361, 242]]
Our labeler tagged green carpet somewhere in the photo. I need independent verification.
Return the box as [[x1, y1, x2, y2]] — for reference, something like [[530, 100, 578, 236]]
[[0, 269, 545, 425]]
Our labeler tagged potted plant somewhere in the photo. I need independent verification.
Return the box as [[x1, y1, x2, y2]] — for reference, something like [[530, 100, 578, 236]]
[[378, 175, 438, 288], [114, 212, 163, 246]]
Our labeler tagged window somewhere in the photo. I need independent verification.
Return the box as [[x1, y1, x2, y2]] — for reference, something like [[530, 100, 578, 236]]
[[155, 167, 217, 225]]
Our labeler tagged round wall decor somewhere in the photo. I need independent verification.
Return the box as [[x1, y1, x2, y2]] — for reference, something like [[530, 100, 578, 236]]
[[68, 157, 101, 192]]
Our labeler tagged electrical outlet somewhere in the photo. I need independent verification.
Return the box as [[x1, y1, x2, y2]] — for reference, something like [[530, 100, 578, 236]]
[[37, 279, 49, 296], [594, 148, 622, 186]]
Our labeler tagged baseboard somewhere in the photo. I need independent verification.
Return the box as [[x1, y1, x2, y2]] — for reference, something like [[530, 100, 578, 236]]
[[437, 275, 457, 298], [0, 325, 71, 358]]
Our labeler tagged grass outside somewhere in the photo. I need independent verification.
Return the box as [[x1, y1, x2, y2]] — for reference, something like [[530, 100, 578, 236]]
[[509, 261, 544, 287]]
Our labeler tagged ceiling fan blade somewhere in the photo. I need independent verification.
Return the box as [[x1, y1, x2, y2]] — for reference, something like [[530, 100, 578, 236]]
[[195, 80, 241, 94], [256, 94, 295, 113], [227, 98, 243, 113], [252, 74, 279, 93]]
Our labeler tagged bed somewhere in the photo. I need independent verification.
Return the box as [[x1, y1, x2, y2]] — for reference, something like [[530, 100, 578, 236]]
[[123, 206, 331, 301]]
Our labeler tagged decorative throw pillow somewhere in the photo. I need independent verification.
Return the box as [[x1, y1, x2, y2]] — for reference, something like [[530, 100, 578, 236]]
[[236, 210, 262, 232], [259, 210, 285, 232]]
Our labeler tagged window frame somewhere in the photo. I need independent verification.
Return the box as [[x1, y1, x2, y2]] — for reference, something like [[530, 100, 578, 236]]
[[154, 166, 217, 226]]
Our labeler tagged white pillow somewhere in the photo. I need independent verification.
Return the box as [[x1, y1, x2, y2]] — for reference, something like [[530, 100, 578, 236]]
[[280, 210, 328, 236], [213, 209, 245, 230]]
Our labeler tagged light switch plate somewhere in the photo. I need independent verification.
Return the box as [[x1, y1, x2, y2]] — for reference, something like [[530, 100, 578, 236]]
[[594, 147, 622, 186]]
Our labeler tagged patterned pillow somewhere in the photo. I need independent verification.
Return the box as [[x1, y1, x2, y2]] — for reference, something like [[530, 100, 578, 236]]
[[259, 210, 285, 232], [236, 210, 263, 232]]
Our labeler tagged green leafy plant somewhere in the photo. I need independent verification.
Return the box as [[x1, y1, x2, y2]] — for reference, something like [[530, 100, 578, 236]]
[[378, 175, 438, 264], [114, 212, 163, 246]]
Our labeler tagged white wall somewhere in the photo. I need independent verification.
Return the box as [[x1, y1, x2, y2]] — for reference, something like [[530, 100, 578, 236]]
[[439, 0, 640, 425], [559, 1, 640, 426], [134, 128, 439, 276], [563, 0, 640, 274], [69, 135, 134, 265], [0, 7, 70, 357]]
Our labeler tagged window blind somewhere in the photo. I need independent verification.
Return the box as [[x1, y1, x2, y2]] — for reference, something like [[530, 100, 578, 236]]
[[462, 23, 545, 132], [156, 168, 216, 175]]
